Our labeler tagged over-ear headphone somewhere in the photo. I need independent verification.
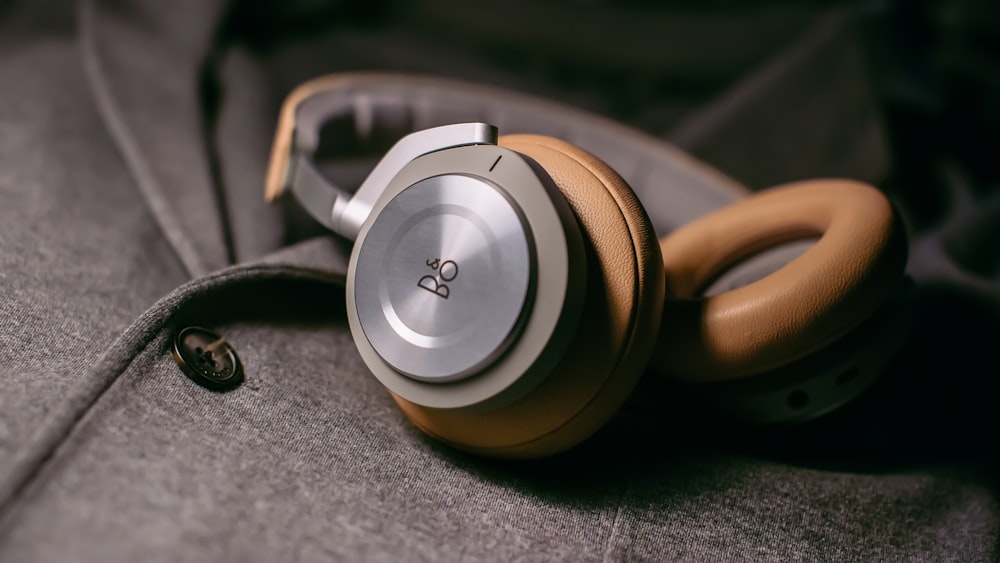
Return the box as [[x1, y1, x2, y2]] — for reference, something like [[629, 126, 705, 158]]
[[265, 73, 910, 458]]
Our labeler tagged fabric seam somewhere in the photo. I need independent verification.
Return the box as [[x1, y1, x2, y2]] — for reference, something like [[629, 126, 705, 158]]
[[0, 263, 344, 530], [76, 0, 209, 278]]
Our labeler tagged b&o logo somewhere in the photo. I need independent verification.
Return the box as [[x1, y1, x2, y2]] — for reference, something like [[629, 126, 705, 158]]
[[417, 258, 458, 299]]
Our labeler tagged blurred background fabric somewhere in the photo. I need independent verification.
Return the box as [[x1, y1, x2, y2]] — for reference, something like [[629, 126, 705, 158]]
[[1, 0, 998, 559]]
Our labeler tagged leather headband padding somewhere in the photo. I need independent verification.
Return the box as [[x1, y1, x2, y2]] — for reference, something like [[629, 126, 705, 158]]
[[653, 179, 908, 381]]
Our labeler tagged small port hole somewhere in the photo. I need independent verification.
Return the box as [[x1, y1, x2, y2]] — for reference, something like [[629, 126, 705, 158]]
[[787, 390, 809, 410]]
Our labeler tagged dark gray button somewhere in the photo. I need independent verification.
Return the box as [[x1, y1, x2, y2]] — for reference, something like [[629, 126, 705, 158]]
[[173, 327, 243, 391]]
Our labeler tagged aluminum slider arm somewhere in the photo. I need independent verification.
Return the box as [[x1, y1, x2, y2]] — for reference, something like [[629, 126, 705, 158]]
[[288, 122, 499, 241]]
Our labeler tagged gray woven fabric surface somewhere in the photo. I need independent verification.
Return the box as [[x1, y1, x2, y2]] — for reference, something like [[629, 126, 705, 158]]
[[1, 0, 997, 560]]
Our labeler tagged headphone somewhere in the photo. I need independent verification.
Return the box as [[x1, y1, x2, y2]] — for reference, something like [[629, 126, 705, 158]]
[[265, 73, 910, 459]]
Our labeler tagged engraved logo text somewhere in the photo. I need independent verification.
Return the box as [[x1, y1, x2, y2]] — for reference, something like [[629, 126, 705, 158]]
[[417, 258, 458, 299]]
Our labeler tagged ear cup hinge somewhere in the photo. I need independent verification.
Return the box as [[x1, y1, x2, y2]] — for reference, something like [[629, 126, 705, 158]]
[[287, 122, 499, 241], [288, 152, 350, 232]]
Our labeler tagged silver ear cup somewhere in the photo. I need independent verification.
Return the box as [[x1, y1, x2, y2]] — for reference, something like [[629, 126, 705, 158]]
[[352, 173, 534, 382], [347, 144, 586, 411]]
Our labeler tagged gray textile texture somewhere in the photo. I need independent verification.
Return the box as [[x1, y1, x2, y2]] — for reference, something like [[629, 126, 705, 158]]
[[1, 0, 998, 561]]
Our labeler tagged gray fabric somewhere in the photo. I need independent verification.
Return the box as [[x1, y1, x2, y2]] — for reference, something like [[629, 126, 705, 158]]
[[669, 12, 890, 189], [0, 0, 187, 469], [215, 48, 287, 263], [80, 0, 231, 275], [1, 0, 998, 561]]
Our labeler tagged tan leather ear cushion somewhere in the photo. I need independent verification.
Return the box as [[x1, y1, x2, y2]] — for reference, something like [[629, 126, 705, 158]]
[[653, 179, 907, 382], [394, 135, 664, 458]]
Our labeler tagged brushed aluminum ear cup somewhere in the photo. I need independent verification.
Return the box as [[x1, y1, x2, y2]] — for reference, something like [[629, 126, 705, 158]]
[[394, 135, 664, 458], [352, 173, 534, 382], [347, 143, 587, 413]]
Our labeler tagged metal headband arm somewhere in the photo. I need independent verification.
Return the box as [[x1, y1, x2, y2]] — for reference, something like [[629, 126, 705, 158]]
[[288, 122, 498, 241]]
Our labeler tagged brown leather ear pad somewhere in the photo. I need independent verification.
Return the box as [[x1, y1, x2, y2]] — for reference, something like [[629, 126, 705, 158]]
[[393, 135, 664, 458], [653, 179, 908, 382]]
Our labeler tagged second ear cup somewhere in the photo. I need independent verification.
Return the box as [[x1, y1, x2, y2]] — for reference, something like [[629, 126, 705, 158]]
[[652, 179, 908, 382], [393, 135, 665, 458]]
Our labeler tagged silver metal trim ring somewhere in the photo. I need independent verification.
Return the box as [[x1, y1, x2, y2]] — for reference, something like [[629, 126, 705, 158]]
[[353, 174, 534, 382], [347, 144, 586, 410]]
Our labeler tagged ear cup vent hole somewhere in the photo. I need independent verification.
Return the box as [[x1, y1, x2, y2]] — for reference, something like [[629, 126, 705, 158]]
[[787, 390, 810, 410], [835, 366, 860, 385]]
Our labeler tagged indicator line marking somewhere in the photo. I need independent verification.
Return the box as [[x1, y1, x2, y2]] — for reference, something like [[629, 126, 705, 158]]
[[489, 155, 502, 172]]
